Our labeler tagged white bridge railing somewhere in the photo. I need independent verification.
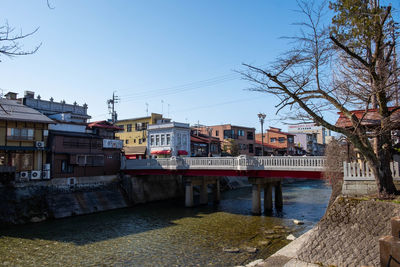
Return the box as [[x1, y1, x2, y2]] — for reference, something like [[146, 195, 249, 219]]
[[122, 156, 326, 172], [343, 161, 400, 181]]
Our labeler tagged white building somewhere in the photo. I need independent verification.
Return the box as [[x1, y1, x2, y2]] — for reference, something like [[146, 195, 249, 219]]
[[287, 123, 333, 145], [147, 122, 191, 158]]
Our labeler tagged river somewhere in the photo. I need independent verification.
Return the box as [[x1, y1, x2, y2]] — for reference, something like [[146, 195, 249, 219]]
[[0, 179, 331, 266]]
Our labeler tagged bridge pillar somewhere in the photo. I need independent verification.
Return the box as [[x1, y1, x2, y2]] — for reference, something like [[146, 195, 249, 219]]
[[252, 184, 262, 215], [275, 181, 283, 210], [185, 180, 194, 207], [213, 178, 220, 204], [200, 179, 208, 205], [264, 184, 273, 213]]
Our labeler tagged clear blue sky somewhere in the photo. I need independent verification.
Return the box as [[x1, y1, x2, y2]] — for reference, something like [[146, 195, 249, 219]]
[[1, 0, 328, 132]]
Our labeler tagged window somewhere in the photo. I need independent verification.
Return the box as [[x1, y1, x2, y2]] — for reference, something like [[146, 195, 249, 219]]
[[156, 135, 160, 146], [166, 134, 171, 145], [177, 133, 181, 145], [150, 135, 154, 146], [224, 129, 237, 139], [239, 144, 247, 150], [287, 136, 294, 143], [248, 144, 254, 153], [161, 134, 165, 145], [182, 134, 187, 146], [127, 124, 132, 132], [125, 139, 129, 144], [139, 139, 142, 144], [215, 130, 219, 136], [117, 125, 124, 131], [61, 160, 74, 173], [247, 131, 254, 140], [238, 130, 244, 136], [278, 137, 285, 143], [11, 152, 33, 171], [270, 138, 276, 143], [134, 139, 136, 143], [7, 128, 34, 140]]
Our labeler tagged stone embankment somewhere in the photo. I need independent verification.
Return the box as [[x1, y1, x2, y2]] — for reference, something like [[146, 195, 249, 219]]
[[246, 196, 400, 266]]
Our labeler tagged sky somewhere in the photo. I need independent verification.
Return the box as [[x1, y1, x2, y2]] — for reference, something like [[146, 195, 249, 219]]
[[1, 0, 332, 132]]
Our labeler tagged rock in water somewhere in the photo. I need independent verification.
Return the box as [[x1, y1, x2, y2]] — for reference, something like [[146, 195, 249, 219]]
[[223, 247, 240, 253], [286, 234, 296, 241], [293, 219, 304, 225], [243, 246, 257, 253]]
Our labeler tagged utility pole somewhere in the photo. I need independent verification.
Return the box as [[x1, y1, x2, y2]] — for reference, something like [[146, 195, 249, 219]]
[[145, 103, 149, 116], [107, 91, 120, 124], [258, 113, 266, 156]]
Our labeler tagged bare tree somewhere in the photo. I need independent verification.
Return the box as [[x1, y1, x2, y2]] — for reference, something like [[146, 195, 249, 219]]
[[241, 0, 399, 197], [0, 21, 41, 62]]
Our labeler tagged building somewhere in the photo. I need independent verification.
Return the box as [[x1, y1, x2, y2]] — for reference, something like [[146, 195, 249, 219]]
[[293, 132, 324, 155], [254, 141, 279, 156], [191, 132, 221, 157], [147, 122, 191, 158], [287, 123, 333, 145], [194, 124, 256, 156], [116, 113, 170, 159], [0, 93, 54, 182], [21, 91, 122, 178], [256, 127, 296, 155]]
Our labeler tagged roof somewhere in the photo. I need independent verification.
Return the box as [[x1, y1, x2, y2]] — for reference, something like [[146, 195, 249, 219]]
[[196, 124, 256, 130], [335, 107, 400, 128], [191, 134, 220, 143], [123, 146, 147, 155], [0, 99, 54, 124], [88, 120, 123, 131], [265, 129, 295, 136], [49, 130, 101, 139]]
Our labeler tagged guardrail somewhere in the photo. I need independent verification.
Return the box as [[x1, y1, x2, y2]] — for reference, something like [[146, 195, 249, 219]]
[[343, 161, 400, 181], [122, 156, 326, 172]]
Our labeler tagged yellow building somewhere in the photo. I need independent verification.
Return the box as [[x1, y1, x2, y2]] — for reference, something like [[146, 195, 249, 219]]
[[0, 94, 54, 182], [116, 113, 169, 159]]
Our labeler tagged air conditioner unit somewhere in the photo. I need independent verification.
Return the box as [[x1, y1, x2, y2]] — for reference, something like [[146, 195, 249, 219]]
[[68, 177, 76, 185], [20, 171, 30, 179], [31, 170, 41, 180], [42, 171, 51, 180], [35, 141, 45, 149]]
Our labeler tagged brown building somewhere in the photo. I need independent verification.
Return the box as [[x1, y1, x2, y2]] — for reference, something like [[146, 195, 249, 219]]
[[190, 132, 221, 157], [48, 121, 123, 178], [256, 127, 296, 155], [194, 124, 255, 156]]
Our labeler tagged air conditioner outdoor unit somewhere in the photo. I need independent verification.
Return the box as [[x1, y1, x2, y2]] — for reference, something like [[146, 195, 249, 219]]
[[20, 171, 30, 179], [35, 141, 45, 149], [42, 171, 51, 180], [31, 170, 41, 180]]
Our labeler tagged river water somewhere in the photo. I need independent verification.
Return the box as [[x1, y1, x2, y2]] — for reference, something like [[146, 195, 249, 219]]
[[0, 180, 330, 266]]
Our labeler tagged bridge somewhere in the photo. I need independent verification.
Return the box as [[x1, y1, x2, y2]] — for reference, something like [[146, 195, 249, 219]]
[[121, 155, 325, 215]]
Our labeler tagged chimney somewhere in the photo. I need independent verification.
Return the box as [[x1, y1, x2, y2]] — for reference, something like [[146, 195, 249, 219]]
[[24, 91, 35, 99], [5, 92, 18, 100]]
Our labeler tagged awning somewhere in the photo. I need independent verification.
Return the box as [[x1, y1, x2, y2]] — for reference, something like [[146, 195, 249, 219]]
[[123, 146, 147, 155], [151, 150, 171, 155], [178, 150, 188, 155]]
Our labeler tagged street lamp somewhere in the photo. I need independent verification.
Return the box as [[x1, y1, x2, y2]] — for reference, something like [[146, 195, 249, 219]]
[[258, 113, 266, 156]]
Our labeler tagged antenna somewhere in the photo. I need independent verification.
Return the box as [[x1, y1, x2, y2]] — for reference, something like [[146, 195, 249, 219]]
[[107, 91, 120, 124], [145, 102, 149, 116]]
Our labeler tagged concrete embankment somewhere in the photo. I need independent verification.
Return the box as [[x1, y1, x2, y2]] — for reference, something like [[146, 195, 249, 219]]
[[0, 174, 185, 225], [247, 196, 400, 267]]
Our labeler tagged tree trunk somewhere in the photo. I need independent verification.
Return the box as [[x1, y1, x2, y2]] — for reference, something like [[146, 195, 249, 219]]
[[370, 133, 398, 197]]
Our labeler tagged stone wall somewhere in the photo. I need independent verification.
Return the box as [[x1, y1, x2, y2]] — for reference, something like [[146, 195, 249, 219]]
[[342, 180, 400, 196], [296, 197, 400, 266], [0, 175, 129, 225], [121, 174, 184, 204]]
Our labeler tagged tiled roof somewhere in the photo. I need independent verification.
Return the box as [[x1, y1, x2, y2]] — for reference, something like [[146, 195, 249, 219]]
[[255, 141, 280, 149], [0, 99, 54, 124], [335, 107, 400, 128], [88, 120, 123, 130]]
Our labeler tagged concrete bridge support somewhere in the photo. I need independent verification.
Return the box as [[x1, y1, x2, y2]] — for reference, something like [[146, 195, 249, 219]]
[[184, 176, 220, 207], [249, 177, 282, 215]]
